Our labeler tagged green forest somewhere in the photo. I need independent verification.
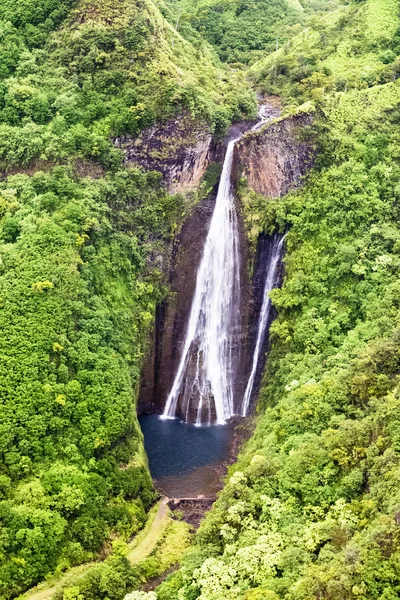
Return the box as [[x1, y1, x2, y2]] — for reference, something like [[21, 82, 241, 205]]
[[1, 0, 400, 599]]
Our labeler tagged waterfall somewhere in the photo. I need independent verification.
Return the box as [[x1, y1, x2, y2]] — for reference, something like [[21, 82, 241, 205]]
[[161, 136, 242, 425], [161, 105, 282, 426], [241, 233, 286, 416]]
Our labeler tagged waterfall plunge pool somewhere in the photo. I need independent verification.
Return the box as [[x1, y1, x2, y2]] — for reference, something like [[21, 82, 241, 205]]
[[139, 415, 234, 497], [138, 101, 285, 497]]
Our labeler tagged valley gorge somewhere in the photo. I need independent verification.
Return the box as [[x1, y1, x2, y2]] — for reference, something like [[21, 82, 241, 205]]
[[127, 100, 322, 518], [2, 1, 400, 599], [137, 102, 315, 423]]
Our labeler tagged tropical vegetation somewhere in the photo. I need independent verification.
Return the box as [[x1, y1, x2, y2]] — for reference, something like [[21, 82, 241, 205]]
[[2, 0, 400, 599]]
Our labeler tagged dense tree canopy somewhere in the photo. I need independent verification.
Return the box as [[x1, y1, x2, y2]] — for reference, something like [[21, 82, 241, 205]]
[[0, 0, 255, 595], [0, 163, 178, 596], [2, 0, 400, 598]]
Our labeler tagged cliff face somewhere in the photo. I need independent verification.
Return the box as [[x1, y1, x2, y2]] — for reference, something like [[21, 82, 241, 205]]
[[234, 112, 315, 197], [116, 113, 215, 195], [139, 184, 252, 418], [139, 191, 215, 414], [139, 110, 317, 418]]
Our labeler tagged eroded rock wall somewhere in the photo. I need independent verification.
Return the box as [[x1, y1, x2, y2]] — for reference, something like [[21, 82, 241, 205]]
[[138, 109, 316, 418], [139, 183, 252, 417], [234, 112, 315, 197], [139, 191, 215, 414], [234, 112, 315, 412], [116, 112, 215, 195]]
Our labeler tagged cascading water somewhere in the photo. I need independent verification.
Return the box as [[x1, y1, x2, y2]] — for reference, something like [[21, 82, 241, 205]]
[[241, 233, 286, 416], [161, 135, 242, 425], [162, 105, 283, 426]]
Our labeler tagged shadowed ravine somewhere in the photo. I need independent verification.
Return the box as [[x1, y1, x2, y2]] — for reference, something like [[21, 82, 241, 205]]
[[138, 101, 313, 496], [161, 133, 242, 425], [242, 232, 287, 415], [162, 106, 279, 425]]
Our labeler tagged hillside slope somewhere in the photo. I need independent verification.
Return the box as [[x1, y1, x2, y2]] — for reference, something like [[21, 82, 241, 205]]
[[162, 0, 347, 65], [153, 1, 400, 599], [0, 0, 255, 174], [0, 0, 256, 597], [4, 0, 400, 599], [250, 0, 400, 106]]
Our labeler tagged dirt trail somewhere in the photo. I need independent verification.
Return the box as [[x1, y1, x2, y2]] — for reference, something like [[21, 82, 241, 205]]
[[20, 586, 58, 600], [19, 498, 170, 600], [127, 496, 170, 564]]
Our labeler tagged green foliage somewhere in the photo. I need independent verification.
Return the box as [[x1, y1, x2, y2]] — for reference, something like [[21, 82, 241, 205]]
[[162, 7, 400, 600], [0, 163, 194, 595], [137, 520, 192, 580], [0, 0, 76, 79], [55, 519, 191, 600], [163, 0, 349, 66], [250, 0, 400, 108], [0, 0, 257, 594], [3, 0, 400, 598], [167, 0, 301, 65], [0, 0, 256, 173], [55, 555, 139, 600]]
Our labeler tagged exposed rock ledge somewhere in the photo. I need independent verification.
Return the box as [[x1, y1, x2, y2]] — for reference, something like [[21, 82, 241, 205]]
[[234, 112, 315, 197], [115, 112, 214, 195]]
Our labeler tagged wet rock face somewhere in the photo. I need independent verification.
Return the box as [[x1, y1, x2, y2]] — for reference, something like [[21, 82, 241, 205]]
[[139, 191, 215, 415], [234, 112, 315, 197], [138, 184, 251, 418], [245, 233, 285, 408], [138, 108, 316, 420], [115, 113, 214, 194]]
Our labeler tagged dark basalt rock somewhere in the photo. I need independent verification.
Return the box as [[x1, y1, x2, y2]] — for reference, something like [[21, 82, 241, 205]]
[[138, 182, 252, 418], [244, 233, 285, 409], [115, 112, 215, 194], [139, 189, 216, 415]]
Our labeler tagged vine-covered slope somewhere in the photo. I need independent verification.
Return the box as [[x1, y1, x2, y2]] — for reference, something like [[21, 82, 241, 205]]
[[162, 0, 344, 65], [153, 1, 400, 599], [0, 0, 255, 597], [0, 0, 255, 173]]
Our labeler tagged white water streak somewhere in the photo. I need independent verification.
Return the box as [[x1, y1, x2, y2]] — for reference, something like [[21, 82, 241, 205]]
[[162, 105, 280, 425], [162, 137, 241, 425], [241, 233, 287, 416]]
